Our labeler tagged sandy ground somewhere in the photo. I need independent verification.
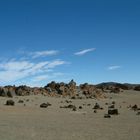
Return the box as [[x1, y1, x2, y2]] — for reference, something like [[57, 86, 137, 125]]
[[0, 90, 140, 140]]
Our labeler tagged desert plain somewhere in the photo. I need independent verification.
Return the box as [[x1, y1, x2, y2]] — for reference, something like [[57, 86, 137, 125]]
[[0, 90, 140, 140]]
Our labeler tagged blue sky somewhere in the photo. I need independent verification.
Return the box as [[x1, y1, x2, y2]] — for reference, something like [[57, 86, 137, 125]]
[[0, 0, 140, 86]]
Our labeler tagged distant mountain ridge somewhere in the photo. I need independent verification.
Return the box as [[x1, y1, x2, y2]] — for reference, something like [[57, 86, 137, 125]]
[[95, 82, 140, 91]]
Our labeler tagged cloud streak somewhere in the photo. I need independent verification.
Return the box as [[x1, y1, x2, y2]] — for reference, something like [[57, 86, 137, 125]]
[[0, 59, 66, 84], [74, 48, 96, 56], [108, 65, 121, 70], [30, 50, 59, 58]]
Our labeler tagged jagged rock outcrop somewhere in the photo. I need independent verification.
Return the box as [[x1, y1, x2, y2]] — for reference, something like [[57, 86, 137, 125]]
[[15, 86, 33, 96], [0, 86, 16, 97], [80, 83, 106, 99], [44, 80, 77, 97], [0, 81, 139, 98], [0, 80, 106, 99]]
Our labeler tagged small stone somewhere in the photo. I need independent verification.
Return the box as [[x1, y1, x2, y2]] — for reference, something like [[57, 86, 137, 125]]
[[108, 109, 119, 115], [108, 105, 115, 109], [136, 112, 140, 115], [79, 106, 82, 109], [104, 114, 111, 118], [105, 103, 108, 105], [93, 103, 100, 109], [18, 100, 24, 103], [112, 101, 116, 105], [40, 103, 51, 108], [72, 106, 77, 111], [94, 110, 97, 113]]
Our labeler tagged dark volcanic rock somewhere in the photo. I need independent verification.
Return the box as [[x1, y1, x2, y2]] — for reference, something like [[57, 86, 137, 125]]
[[60, 104, 76, 110], [93, 103, 101, 110], [134, 86, 140, 91], [71, 96, 76, 99], [65, 100, 72, 103], [18, 100, 24, 103], [131, 105, 138, 111], [94, 110, 97, 113], [108, 105, 115, 109], [112, 101, 116, 105], [44, 80, 77, 97], [5, 100, 15, 106], [72, 106, 77, 111], [40, 103, 51, 108], [79, 106, 83, 109], [104, 114, 111, 118], [80, 83, 106, 99], [136, 112, 140, 115], [108, 109, 119, 115], [0, 80, 106, 99]]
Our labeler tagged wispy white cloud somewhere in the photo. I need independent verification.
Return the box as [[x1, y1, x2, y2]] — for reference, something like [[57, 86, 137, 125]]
[[74, 48, 96, 56], [108, 65, 121, 70], [18, 49, 59, 59], [45, 60, 66, 69], [0, 60, 34, 71], [0, 59, 66, 84], [30, 50, 59, 58]]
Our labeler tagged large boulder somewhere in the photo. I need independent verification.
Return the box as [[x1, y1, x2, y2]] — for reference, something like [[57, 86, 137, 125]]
[[5, 100, 15, 106], [131, 105, 138, 111]]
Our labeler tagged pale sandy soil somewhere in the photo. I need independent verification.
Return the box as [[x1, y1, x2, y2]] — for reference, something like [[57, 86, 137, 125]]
[[0, 90, 140, 140]]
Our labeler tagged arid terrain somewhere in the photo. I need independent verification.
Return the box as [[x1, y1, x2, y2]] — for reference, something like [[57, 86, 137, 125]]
[[0, 88, 140, 140]]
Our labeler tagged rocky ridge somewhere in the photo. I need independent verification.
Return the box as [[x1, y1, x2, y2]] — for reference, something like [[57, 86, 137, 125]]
[[1, 80, 139, 98], [0, 80, 105, 99]]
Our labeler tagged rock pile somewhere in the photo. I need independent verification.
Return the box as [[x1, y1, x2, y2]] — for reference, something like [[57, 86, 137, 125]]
[[44, 80, 77, 97], [0, 80, 106, 99], [80, 83, 106, 99]]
